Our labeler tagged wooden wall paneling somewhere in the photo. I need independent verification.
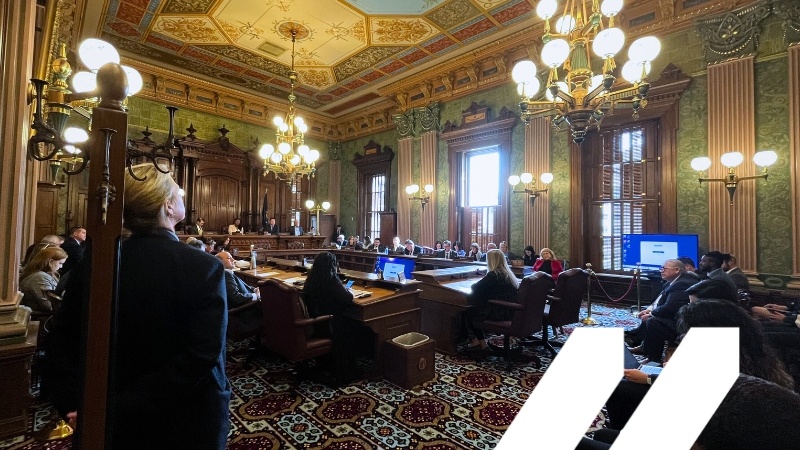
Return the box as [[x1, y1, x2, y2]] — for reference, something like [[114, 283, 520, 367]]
[[524, 117, 551, 251], [397, 138, 413, 242], [420, 131, 437, 245], [35, 183, 60, 241], [790, 46, 800, 276]]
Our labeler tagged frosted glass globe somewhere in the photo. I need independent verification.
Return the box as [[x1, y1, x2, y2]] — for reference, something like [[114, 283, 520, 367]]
[[589, 74, 605, 91], [406, 184, 419, 195], [555, 14, 576, 34], [600, 0, 624, 17], [278, 142, 291, 154], [541, 39, 570, 68], [270, 152, 282, 163], [628, 36, 661, 63], [720, 152, 744, 168], [512, 60, 537, 84], [621, 60, 651, 83], [517, 77, 541, 98], [64, 127, 89, 144], [290, 154, 301, 165], [307, 149, 320, 163], [690, 157, 712, 172], [545, 81, 569, 102], [259, 144, 274, 159], [273, 116, 284, 127], [71, 71, 96, 93], [753, 150, 778, 167], [78, 38, 120, 71], [508, 175, 521, 186], [593, 28, 625, 58], [520, 172, 534, 184], [536, 0, 558, 20], [121, 66, 143, 96], [297, 144, 309, 156], [540, 172, 554, 184]]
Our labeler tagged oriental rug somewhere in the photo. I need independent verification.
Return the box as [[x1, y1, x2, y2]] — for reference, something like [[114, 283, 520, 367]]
[[1, 303, 638, 450]]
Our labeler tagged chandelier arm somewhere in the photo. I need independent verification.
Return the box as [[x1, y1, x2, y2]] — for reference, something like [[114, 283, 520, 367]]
[[736, 173, 769, 183], [62, 154, 90, 175], [554, 90, 576, 106], [583, 83, 608, 106]]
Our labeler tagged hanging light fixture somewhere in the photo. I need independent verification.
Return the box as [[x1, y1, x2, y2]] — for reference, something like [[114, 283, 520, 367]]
[[259, 27, 320, 183], [512, 0, 661, 144], [690, 150, 778, 205]]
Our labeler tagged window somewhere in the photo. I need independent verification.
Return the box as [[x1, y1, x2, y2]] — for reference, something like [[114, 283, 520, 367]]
[[463, 148, 500, 249], [588, 122, 659, 270], [366, 174, 386, 240]]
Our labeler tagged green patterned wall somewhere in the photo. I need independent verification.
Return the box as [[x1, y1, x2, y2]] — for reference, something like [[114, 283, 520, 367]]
[[549, 132, 571, 260], [754, 57, 791, 274]]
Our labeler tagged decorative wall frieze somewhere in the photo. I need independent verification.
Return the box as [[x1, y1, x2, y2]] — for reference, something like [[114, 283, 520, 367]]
[[774, 0, 800, 46], [392, 103, 440, 138], [696, 1, 772, 64]]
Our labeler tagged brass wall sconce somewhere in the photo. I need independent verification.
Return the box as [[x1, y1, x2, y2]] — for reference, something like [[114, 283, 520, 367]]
[[406, 184, 434, 210], [508, 172, 554, 206], [305, 200, 331, 236], [690, 150, 777, 205]]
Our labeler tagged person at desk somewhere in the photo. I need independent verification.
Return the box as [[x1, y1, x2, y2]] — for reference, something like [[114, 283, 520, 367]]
[[533, 247, 563, 279], [331, 224, 345, 242], [303, 252, 361, 382], [19, 246, 68, 314], [523, 245, 537, 266], [228, 217, 243, 235], [187, 217, 205, 235], [216, 251, 263, 337], [403, 239, 421, 255], [468, 242, 483, 262], [478, 243, 496, 262], [366, 237, 386, 253], [436, 240, 457, 259], [391, 236, 404, 254], [463, 249, 519, 351], [289, 218, 304, 236], [264, 217, 279, 235]]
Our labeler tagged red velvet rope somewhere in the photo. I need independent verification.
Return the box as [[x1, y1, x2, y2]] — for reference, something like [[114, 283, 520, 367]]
[[589, 271, 639, 302]]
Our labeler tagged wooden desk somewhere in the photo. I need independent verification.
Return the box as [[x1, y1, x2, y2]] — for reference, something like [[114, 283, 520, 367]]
[[235, 268, 421, 377], [412, 268, 486, 354], [182, 234, 326, 253], [0, 322, 38, 439]]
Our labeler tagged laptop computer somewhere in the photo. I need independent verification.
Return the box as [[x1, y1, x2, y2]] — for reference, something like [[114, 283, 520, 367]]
[[623, 345, 663, 375]]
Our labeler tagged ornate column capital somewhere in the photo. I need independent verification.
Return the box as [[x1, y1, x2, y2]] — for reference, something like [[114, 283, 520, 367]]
[[392, 102, 440, 138], [696, 1, 771, 64]]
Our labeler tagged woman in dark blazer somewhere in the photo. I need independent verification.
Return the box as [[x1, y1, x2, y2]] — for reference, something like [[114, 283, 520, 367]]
[[522, 245, 537, 266], [463, 249, 519, 350], [114, 164, 230, 449]]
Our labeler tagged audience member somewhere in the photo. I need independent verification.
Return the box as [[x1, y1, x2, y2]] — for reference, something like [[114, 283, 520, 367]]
[[685, 278, 738, 304], [228, 218, 243, 235], [186, 217, 205, 235], [19, 247, 67, 314], [532, 247, 563, 279], [216, 251, 263, 337], [436, 240, 456, 259], [722, 253, 749, 291], [264, 217, 279, 235], [696, 251, 724, 277], [363, 235, 372, 248], [498, 241, 519, 260], [522, 245, 537, 266], [334, 234, 346, 248], [462, 249, 519, 351], [479, 243, 496, 262], [677, 255, 696, 272], [113, 164, 230, 448], [468, 243, 483, 261], [59, 226, 86, 275], [453, 241, 466, 257], [289, 218, 304, 236], [434, 240, 443, 251], [606, 299, 792, 432], [22, 234, 64, 268], [185, 237, 205, 250], [366, 237, 385, 253], [391, 236, 404, 254], [331, 224, 345, 242], [625, 259, 695, 361]]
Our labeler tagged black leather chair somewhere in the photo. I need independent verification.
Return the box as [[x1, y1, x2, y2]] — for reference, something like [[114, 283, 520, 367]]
[[525, 268, 589, 357], [475, 272, 554, 368]]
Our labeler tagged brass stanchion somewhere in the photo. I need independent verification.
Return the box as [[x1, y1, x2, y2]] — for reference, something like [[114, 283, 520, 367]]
[[582, 262, 599, 325]]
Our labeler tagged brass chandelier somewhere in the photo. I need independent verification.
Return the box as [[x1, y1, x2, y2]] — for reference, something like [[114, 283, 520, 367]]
[[259, 28, 320, 183], [512, 0, 661, 144]]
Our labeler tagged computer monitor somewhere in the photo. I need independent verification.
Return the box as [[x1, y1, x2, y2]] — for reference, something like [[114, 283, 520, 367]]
[[622, 234, 699, 271], [376, 256, 415, 281]]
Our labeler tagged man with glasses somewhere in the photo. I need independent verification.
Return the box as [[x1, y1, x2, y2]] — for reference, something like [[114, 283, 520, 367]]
[[216, 252, 263, 337], [625, 259, 698, 362]]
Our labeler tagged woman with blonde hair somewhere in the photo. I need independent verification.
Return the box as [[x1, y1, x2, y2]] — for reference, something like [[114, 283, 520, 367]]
[[463, 249, 520, 350], [533, 247, 563, 280], [19, 246, 68, 314]]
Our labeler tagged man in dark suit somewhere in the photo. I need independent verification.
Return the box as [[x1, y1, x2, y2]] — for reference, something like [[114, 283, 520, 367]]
[[216, 252, 263, 337], [186, 218, 205, 235], [403, 239, 421, 255], [366, 237, 386, 253], [627, 258, 698, 361], [435, 240, 456, 259], [264, 217, 279, 235], [289, 218, 304, 236], [722, 253, 749, 291], [59, 226, 86, 275]]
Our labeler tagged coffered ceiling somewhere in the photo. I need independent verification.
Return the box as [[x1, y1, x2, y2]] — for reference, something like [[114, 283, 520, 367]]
[[83, 0, 537, 117]]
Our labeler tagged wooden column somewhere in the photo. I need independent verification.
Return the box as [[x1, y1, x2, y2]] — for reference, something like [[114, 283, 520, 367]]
[[524, 118, 551, 251], [420, 131, 437, 246], [790, 45, 800, 276], [397, 137, 413, 242], [0, 0, 35, 308], [328, 160, 341, 222], [707, 57, 757, 271]]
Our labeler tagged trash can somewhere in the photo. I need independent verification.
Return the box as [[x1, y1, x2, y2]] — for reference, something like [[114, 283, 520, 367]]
[[384, 332, 435, 390]]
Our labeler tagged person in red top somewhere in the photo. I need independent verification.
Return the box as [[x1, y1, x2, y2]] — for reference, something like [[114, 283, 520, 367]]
[[533, 247, 563, 280]]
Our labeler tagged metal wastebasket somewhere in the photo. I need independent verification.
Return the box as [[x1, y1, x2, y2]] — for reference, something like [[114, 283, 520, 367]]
[[384, 332, 435, 390]]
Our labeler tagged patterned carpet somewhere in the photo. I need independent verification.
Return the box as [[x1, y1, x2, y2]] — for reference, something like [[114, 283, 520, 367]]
[[1, 303, 638, 450]]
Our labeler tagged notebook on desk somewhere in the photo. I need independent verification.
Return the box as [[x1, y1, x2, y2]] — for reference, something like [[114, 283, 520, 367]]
[[348, 288, 372, 299]]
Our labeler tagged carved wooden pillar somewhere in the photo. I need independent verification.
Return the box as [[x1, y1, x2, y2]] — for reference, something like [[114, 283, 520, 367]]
[[327, 141, 342, 223], [524, 118, 551, 252], [393, 110, 415, 242], [0, 0, 36, 308], [790, 45, 800, 275]]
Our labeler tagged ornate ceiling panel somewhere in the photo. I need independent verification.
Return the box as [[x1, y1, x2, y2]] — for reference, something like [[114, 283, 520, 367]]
[[86, 0, 527, 116]]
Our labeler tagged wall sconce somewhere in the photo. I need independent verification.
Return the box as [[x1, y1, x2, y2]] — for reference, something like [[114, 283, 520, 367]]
[[305, 200, 331, 235], [406, 184, 434, 210], [690, 150, 777, 205], [508, 172, 554, 206]]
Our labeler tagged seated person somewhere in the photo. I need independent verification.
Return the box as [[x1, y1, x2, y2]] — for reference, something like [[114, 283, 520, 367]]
[[678, 255, 696, 272], [532, 247, 563, 279], [462, 249, 519, 350], [435, 240, 456, 259], [686, 278, 739, 304], [186, 217, 204, 235], [22, 234, 64, 267], [334, 234, 347, 248], [578, 374, 800, 450], [216, 252, 263, 337], [453, 241, 466, 257], [264, 218, 279, 235], [228, 217, 243, 235], [19, 247, 68, 314], [403, 239, 421, 255], [468, 242, 483, 261], [498, 241, 519, 260], [722, 253, 750, 291], [626, 259, 695, 361], [366, 237, 386, 253], [391, 236, 404, 254], [289, 218, 304, 236], [479, 243, 496, 262], [606, 299, 793, 432], [185, 237, 205, 250], [522, 245, 537, 266]]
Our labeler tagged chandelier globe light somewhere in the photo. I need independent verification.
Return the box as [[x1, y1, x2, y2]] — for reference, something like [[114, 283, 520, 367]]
[[259, 27, 319, 183], [512, 0, 662, 144]]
